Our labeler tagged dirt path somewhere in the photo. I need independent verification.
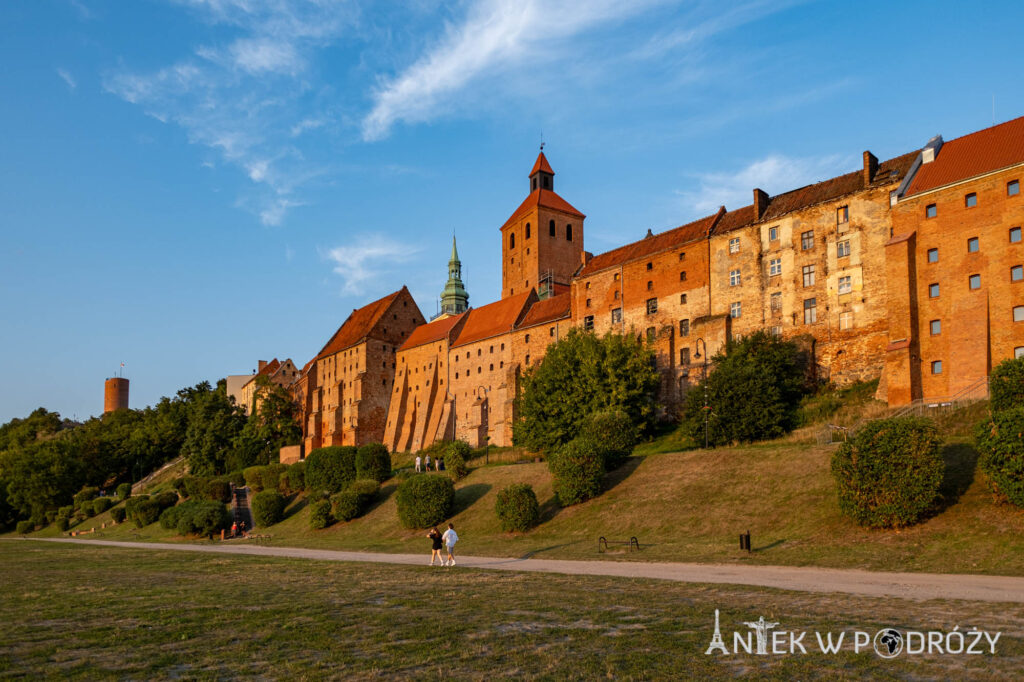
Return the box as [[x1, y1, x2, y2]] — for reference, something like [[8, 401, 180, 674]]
[[25, 537, 1024, 603]]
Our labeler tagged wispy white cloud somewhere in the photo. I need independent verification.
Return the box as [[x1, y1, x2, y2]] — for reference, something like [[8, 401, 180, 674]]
[[56, 68, 77, 90], [323, 235, 422, 296], [680, 153, 854, 215]]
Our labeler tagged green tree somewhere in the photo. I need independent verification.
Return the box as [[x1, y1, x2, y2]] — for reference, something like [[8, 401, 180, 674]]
[[181, 380, 247, 476], [0, 439, 85, 519], [679, 331, 809, 447], [231, 376, 302, 471], [989, 356, 1024, 412], [514, 329, 660, 453]]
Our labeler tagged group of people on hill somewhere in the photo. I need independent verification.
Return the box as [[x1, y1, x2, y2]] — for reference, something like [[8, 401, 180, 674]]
[[414, 454, 444, 472], [427, 523, 458, 566]]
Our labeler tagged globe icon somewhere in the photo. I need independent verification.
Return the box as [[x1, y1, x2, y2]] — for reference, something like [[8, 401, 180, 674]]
[[873, 628, 904, 658]]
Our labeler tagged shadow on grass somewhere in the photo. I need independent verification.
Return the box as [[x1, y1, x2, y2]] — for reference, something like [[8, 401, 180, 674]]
[[604, 456, 643, 494], [451, 483, 492, 516], [753, 539, 786, 553], [538, 495, 562, 525], [517, 541, 584, 560], [365, 482, 399, 515], [282, 494, 307, 521], [933, 442, 979, 515]]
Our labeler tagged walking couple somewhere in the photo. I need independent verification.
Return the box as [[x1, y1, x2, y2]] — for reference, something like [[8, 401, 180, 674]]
[[428, 523, 458, 566]]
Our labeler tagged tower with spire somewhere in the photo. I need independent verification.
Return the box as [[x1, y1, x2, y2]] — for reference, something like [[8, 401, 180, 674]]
[[438, 236, 469, 318]]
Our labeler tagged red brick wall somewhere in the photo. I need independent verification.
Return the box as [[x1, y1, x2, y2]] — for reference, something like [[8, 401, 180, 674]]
[[501, 206, 583, 298]]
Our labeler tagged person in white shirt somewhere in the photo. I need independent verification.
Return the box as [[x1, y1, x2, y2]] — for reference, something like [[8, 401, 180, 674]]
[[415, 455, 422, 473], [441, 523, 458, 566], [425, 455, 432, 471]]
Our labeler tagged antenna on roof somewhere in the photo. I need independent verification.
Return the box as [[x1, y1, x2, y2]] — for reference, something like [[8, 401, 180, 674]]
[[540, 131, 544, 152]]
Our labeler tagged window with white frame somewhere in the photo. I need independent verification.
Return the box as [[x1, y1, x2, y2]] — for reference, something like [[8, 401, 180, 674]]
[[801, 230, 814, 250], [729, 237, 740, 253], [802, 264, 816, 287], [770, 325, 782, 337], [729, 269, 741, 286], [770, 292, 782, 312], [837, 240, 851, 258], [837, 205, 849, 225], [839, 311, 853, 330], [769, 258, 782, 276], [611, 308, 622, 324], [730, 301, 741, 318], [803, 298, 817, 324], [646, 298, 658, 314], [769, 226, 779, 241], [1015, 305, 1024, 322], [838, 275, 852, 295]]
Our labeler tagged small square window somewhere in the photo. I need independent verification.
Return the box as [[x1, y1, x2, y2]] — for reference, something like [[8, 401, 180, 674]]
[[679, 251, 686, 261], [929, 283, 940, 298], [1016, 306, 1024, 323], [680, 271, 687, 281], [838, 275, 852, 295], [837, 240, 850, 258], [585, 281, 591, 289], [930, 319, 941, 335], [646, 298, 658, 315], [549, 327, 555, 337], [613, 290, 619, 300], [1016, 346, 1024, 359], [730, 301, 741, 318], [801, 230, 814, 250], [927, 248, 938, 263], [837, 205, 849, 225], [931, 360, 942, 375], [1011, 227, 1022, 243], [583, 316, 594, 331], [614, 272, 621, 281], [611, 308, 622, 324], [839, 311, 853, 331], [680, 293, 687, 304], [729, 237, 740, 253], [770, 292, 782, 312], [769, 226, 779, 241], [647, 281, 654, 291], [969, 274, 981, 290], [1009, 180, 1020, 196], [729, 269, 741, 286], [803, 298, 817, 324], [646, 262, 653, 271], [1012, 265, 1023, 282], [965, 192, 977, 207], [679, 319, 690, 336], [968, 237, 979, 253], [926, 204, 937, 218], [769, 258, 782, 276], [585, 298, 591, 308]]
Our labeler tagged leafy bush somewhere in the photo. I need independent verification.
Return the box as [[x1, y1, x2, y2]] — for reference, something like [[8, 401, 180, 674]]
[[92, 497, 113, 514], [80, 500, 96, 517], [56, 516, 70, 531], [309, 499, 333, 529], [116, 482, 132, 500], [578, 410, 636, 470], [262, 463, 287, 492], [975, 407, 1024, 507], [58, 505, 74, 519], [356, 443, 392, 483], [304, 446, 358, 493], [16, 520, 33, 534], [395, 475, 454, 529], [160, 500, 230, 536], [205, 478, 232, 503], [831, 417, 944, 528], [126, 496, 161, 528], [227, 470, 246, 487], [154, 491, 179, 509], [251, 490, 286, 527], [181, 476, 207, 500], [280, 461, 305, 494], [549, 438, 606, 507], [680, 331, 809, 447], [445, 441, 471, 480], [73, 486, 99, 509], [110, 506, 126, 524], [495, 483, 540, 532], [331, 479, 380, 522], [514, 329, 660, 453], [989, 357, 1024, 413], [45, 510, 57, 524], [159, 504, 186, 530], [243, 466, 267, 492]]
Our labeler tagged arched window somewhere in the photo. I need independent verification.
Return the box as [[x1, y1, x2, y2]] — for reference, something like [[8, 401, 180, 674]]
[[526, 223, 531, 239], [510, 232, 515, 248], [549, 219, 555, 236], [566, 224, 573, 241]]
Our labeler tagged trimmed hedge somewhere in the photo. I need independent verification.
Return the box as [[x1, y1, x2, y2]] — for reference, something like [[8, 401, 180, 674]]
[[262, 463, 287, 492], [92, 497, 113, 514], [73, 486, 99, 509], [56, 516, 70, 531], [160, 500, 230, 537], [309, 499, 333, 529], [445, 441, 471, 481], [16, 520, 33, 534], [495, 483, 540, 532], [125, 496, 161, 528], [395, 475, 454, 529], [206, 478, 233, 503], [356, 443, 392, 483], [280, 462, 305, 494], [110, 506, 126, 524], [975, 407, 1024, 507], [80, 500, 96, 517], [331, 479, 380, 522], [578, 409, 636, 470], [251, 490, 286, 527], [181, 476, 206, 500], [116, 483, 132, 500], [989, 357, 1024, 412], [549, 438, 606, 507], [243, 466, 267, 492], [304, 446, 358, 493], [831, 417, 944, 528]]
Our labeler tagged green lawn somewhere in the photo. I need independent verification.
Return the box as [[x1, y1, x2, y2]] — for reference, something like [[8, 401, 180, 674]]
[[1, 541, 1021, 680], [23, 435, 1024, 577]]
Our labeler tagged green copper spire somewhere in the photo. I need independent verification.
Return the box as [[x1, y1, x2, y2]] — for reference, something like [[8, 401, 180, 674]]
[[439, 236, 469, 317]]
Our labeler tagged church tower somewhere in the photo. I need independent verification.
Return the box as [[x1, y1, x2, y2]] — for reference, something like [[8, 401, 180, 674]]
[[500, 149, 585, 299], [438, 236, 469, 317]]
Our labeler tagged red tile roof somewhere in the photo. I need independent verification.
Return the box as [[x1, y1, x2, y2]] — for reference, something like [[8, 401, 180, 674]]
[[906, 116, 1024, 196], [578, 210, 721, 277], [316, 288, 405, 359], [502, 189, 585, 229], [761, 151, 917, 221], [399, 312, 467, 351], [517, 292, 571, 329], [242, 358, 281, 388], [530, 151, 554, 176], [713, 205, 756, 234], [452, 291, 535, 348]]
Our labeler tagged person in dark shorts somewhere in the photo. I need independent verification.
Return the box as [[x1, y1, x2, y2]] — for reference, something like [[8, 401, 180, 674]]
[[427, 527, 444, 566]]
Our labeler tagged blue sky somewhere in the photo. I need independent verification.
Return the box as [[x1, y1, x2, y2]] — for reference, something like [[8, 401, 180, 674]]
[[3, 0, 1024, 422]]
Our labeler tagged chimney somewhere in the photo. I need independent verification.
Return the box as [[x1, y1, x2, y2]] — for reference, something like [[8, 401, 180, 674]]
[[921, 135, 944, 164], [258, 360, 267, 372], [862, 151, 878, 187], [753, 188, 769, 219]]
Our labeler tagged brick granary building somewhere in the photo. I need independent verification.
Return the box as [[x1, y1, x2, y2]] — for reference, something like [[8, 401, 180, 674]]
[[293, 117, 1024, 452]]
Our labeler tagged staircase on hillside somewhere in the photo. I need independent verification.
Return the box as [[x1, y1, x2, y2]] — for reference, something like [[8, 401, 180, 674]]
[[820, 376, 990, 445], [232, 486, 255, 534]]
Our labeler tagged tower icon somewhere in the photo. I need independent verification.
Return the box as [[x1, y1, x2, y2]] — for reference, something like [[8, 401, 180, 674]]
[[705, 609, 728, 655]]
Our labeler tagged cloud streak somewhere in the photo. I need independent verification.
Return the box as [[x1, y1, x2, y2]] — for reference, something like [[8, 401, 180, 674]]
[[324, 235, 422, 296], [56, 68, 77, 90]]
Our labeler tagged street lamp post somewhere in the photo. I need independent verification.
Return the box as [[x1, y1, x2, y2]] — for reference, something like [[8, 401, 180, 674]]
[[694, 338, 709, 449]]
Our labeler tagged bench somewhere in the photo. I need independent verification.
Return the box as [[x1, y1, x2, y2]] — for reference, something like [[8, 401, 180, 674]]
[[598, 536, 640, 553]]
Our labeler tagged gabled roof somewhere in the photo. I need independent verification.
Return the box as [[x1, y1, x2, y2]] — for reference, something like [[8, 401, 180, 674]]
[[578, 210, 720, 277], [316, 288, 405, 360], [760, 151, 917, 221], [502, 189, 585, 229], [906, 116, 1024, 196], [452, 291, 535, 348], [242, 358, 281, 388], [530, 151, 554, 176], [516, 292, 571, 329], [713, 205, 756, 234], [399, 312, 467, 352]]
